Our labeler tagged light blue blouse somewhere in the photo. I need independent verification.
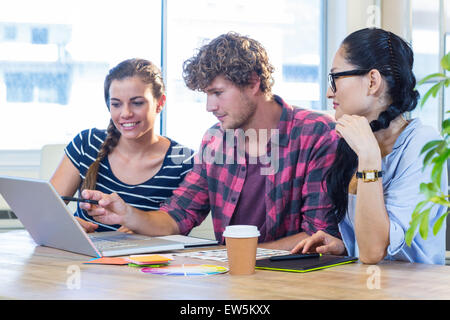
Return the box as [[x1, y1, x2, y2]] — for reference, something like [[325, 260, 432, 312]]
[[339, 118, 447, 265]]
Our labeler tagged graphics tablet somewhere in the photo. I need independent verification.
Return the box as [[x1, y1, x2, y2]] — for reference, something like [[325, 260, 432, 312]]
[[255, 254, 358, 273]]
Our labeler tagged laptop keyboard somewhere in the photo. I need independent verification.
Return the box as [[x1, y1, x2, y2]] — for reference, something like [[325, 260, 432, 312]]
[[89, 233, 142, 250], [91, 238, 138, 250]]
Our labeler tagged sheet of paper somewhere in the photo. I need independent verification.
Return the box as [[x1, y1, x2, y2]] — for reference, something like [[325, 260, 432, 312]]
[[156, 235, 218, 247], [173, 248, 290, 262]]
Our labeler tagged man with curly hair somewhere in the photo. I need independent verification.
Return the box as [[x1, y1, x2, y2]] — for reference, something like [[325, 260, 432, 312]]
[[81, 32, 340, 250]]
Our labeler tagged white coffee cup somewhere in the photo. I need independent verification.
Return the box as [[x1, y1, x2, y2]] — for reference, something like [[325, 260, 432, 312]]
[[223, 225, 260, 275]]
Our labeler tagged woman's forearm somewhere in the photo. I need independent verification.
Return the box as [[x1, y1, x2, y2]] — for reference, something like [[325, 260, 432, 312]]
[[354, 154, 390, 264], [354, 181, 390, 263], [124, 208, 180, 236]]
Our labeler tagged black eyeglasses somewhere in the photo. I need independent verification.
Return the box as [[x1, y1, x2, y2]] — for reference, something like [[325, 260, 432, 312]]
[[328, 69, 370, 93]]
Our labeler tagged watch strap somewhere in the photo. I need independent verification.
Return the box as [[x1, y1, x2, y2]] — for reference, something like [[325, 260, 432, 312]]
[[356, 170, 383, 182]]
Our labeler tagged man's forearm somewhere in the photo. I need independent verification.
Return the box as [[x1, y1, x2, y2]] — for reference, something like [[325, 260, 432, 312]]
[[258, 232, 309, 251]]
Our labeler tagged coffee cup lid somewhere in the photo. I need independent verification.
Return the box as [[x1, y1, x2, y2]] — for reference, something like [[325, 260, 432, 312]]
[[222, 225, 260, 238]]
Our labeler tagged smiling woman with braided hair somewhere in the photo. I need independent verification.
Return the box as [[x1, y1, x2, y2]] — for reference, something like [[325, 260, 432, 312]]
[[50, 59, 194, 232], [292, 28, 447, 264]]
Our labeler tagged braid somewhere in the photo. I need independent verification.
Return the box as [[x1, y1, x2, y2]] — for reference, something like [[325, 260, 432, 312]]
[[370, 104, 403, 132], [81, 120, 121, 191], [387, 32, 401, 85], [369, 31, 417, 133]]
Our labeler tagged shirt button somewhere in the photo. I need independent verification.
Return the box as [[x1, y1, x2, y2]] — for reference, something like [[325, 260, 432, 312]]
[[231, 198, 237, 202], [241, 167, 246, 171]]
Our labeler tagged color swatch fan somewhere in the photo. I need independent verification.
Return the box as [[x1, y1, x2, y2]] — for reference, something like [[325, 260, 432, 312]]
[[141, 264, 228, 276]]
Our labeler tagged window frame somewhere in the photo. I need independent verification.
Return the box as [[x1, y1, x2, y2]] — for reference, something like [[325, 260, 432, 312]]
[[159, 0, 328, 140]]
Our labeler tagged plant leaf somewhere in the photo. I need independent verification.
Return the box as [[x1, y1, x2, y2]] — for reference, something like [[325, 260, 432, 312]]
[[419, 82, 444, 107], [430, 148, 450, 186], [419, 183, 438, 199], [442, 119, 450, 135], [421, 139, 445, 169], [422, 149, 438, 168], [445, 78, 450, 87], [429, 195, 450, 207], [405, 214, 421, 246], [420, 139, 442, 155], [411, 200, 429, 219], [432, 82, 444, 97], [433, 212, 449, 235], [406, 201, 431, 246], [431, 162, 444, 188], [419, 208, 431, 240], [441, 52, 450, 71], [417, 73, 446, 86]]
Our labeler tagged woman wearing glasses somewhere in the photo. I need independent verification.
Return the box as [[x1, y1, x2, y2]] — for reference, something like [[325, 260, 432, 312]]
[[292, 28, 447, 264]]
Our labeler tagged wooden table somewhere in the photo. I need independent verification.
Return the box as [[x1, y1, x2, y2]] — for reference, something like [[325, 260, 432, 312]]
[[1, 230, 450, 301]]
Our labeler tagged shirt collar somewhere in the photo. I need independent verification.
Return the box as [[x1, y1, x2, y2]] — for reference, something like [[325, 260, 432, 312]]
[[391, 118, 419, 151]]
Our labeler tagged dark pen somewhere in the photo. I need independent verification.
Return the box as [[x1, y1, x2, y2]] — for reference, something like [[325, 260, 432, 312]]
[[61, 196, 99, 205], [269, 253, 321, 261]]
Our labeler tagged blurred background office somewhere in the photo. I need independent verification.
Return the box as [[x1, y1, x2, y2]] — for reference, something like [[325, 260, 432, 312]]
[[0, 0, 448, 231]]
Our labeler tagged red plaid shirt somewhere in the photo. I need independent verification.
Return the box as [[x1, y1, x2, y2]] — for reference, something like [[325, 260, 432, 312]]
[[160, 95, 339, 244]]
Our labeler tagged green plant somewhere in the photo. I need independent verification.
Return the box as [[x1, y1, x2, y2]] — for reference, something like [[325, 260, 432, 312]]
[[405, 51, 450, 246]]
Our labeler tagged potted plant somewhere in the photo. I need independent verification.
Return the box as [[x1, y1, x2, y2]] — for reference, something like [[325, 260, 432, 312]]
[[406, 51, 450, 246]]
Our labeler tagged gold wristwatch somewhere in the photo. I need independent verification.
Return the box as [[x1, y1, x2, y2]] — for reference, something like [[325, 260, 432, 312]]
[[355, 170, 383, 182]]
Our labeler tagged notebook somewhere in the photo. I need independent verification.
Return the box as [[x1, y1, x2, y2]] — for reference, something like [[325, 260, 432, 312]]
[[255, 255, 358, 273], [0, 175, 186, 257]]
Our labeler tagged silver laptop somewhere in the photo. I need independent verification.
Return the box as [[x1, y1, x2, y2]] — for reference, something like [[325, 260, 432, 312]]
[[0, 175, 184, 257]]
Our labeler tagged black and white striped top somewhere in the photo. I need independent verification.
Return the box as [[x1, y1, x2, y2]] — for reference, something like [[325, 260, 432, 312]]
[[65, 128, 194, 231]]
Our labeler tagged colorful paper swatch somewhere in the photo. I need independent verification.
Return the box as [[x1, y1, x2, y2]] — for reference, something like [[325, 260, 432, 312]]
[[128, 263, 169, 268], [141, 264, 229, 276], [126, 254, 173, 265], [84, 257, 129, 265]]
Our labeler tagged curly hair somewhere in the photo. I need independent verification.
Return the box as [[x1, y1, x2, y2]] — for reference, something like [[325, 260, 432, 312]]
[[182, 32, 274, 94]]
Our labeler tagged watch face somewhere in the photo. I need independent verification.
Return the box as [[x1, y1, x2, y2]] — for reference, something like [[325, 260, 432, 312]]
[[365, 172, 375, 180]]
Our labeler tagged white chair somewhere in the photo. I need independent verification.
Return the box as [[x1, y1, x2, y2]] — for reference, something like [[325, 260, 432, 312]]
[[39, 144, 66, 180], [39, 144, 77, 212]]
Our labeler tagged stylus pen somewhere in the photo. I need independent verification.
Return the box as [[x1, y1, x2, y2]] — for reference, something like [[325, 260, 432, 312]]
[[269, 253, 321, 261], [61, 196, 99, 205]]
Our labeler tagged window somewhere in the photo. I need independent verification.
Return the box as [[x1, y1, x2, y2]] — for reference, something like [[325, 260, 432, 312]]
[[0, 0, 161, 150], [31, 27, 48, 44], [1, 0, 323, 153], [410, 0, 449, 129], [3, 25, 17, 41], [5, 72, 70, 104], [444, 4, 450, 118], [446, 32, 450, 115], [164, 0, 323, 150]]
